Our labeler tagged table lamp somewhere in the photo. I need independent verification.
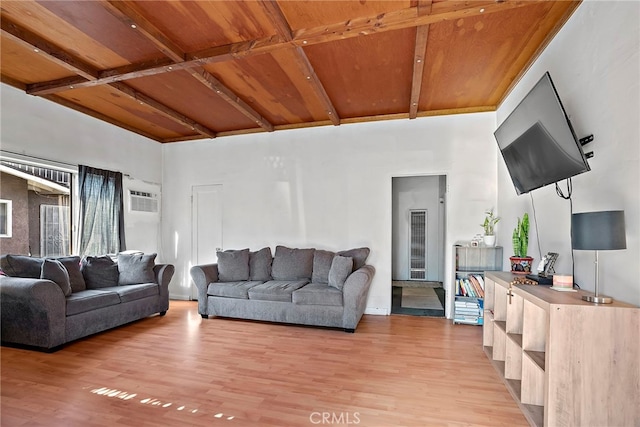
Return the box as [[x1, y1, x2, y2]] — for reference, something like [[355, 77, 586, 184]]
[[571, 210, 626, 303]]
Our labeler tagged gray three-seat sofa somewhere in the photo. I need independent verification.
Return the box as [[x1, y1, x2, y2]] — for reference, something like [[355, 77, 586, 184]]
[[0, 253, 174, 351], [190, 245, 375, 332]]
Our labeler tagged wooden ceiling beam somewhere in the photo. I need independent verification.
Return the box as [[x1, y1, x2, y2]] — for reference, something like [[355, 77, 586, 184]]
[[3, 17, 216, 138], [1, 17, 98, 81], [409, 1, 432, 119], [101, 0, 185, 63], [25, 0, 543, 98], [100, 0, 274, 133], [259, 0, 340, 126]]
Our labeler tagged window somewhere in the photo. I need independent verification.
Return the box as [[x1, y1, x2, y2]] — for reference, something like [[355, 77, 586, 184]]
[[0, 155, 74, 256], [0, 200, 12, 238]]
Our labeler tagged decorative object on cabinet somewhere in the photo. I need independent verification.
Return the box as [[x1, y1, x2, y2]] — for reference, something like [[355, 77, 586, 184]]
[[510, 213, 533, 274], [571, 210, 626, 304], [482, 208, 500, 247], [483, 271, 638, 427]]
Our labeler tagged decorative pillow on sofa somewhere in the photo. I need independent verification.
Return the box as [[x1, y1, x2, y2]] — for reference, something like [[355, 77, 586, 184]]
[[328, 255, 353, 290], [118, 252, 157, 285], [217, 249, 250, 282], [82, 256, 119, 289], [249, 247, 272, 281], [56, 256, 86, 292], [312, 250, 335, 284], [0, 254, 44, 278], [337, 247, 370, 271], [41, 259, 72, 296], [271, 246, 315, 281]]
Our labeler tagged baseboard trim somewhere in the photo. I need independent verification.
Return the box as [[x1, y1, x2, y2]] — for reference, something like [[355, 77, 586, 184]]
[[169, 295, 191, 301], [365, 307, 390, 315]]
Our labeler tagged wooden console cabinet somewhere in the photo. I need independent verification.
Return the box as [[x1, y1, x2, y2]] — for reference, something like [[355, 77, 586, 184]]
[[483, 271, 639, 427]]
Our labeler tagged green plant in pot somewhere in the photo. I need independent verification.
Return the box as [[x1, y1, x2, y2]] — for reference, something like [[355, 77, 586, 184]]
[[510, 213, 534, 274], [482, 209, 500, 246]]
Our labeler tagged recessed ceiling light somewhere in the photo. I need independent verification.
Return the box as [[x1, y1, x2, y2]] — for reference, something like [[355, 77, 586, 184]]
[[131, 24, 137, 29], [417, 59, 422, 63], [33, 48, 40, 53], [480, 8, 485, 13]]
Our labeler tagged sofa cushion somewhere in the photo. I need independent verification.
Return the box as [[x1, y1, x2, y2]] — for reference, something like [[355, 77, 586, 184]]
[[0, 255, 43, 278], [271, 246, 314, 280], [292, 283, 343, 306], [311, 250, 335, 284], [41, 259, 72, 296], [57, 256, 86, 292], [328, 255, 353, 290], [118, 252, 157, 285], [249, 247, 272, 281], [337, 247, 370, 271], [98, 283, 159, 303], [248, 280, 309, 302], [65, 290, 121, 316], [82, 256, 119, 289], [207, 281, 263, 299], [217, 249, 250, 282]]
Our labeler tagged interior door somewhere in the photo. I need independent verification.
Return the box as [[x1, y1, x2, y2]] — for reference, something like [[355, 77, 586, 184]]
[[191, 184, 223, 300]]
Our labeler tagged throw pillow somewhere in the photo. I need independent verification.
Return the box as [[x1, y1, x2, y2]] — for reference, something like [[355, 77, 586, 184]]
[[56, 256, 86, 292], [271, 246, 315, 281], [82, 256, 119, 289], [118, 252, 157, 285], [217, 249, 250, 282], [0, 254, 44, 278], [337, 247, 370, 271], [328, 255, 353, 291], [311, 249, 335, 284], [41, 259, 72, 296], [249, 247, 272, 281]]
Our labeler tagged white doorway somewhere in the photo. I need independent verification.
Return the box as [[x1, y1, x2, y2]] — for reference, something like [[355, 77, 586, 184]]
[[191, 184, 223, 300]]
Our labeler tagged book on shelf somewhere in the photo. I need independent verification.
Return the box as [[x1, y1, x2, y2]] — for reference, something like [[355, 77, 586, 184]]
[[455, 274, 485, 298]]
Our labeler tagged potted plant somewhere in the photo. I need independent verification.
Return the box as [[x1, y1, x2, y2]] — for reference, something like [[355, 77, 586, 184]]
[[482, 208, 500, 246], [510, 213, 534, 274]]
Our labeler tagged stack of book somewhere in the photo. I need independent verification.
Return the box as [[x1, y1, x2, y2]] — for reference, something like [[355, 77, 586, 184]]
[[454, 297, 484, 325], [455, 274, 485, 298]]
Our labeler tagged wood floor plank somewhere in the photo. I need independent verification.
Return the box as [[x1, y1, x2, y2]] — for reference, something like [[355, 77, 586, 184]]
[[1, 301, 527, 426]]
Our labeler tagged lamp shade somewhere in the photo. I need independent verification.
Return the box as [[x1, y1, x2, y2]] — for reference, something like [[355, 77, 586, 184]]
[[572, 210, 626, 250]]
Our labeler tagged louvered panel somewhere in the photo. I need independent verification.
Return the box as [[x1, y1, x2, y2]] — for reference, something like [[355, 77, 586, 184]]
[[409, 210, 427, 280]]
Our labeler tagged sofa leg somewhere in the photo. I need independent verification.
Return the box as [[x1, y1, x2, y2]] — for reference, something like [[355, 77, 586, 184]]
[[201, 314, 209, 319], [344, 328, 355, 333], [159, 311, 167, 316]]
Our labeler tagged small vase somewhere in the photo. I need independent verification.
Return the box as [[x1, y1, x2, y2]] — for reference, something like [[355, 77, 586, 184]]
[[483, 235, 496, 247], [510, 256, 534, 274]]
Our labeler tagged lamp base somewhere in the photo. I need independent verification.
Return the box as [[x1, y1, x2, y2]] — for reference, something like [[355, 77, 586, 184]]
[[582, 294, 613, 304]]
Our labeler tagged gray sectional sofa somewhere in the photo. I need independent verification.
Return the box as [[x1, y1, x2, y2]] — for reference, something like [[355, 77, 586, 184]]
[[0, 253, 174, 351], [190, 246, 375, 332]]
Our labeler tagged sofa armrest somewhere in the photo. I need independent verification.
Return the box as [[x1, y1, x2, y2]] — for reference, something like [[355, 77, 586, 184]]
[[0, 276, 66, 349], [190, 263, 219, 316], [153, 264, 175, 312], [342, 264, 376, 330]]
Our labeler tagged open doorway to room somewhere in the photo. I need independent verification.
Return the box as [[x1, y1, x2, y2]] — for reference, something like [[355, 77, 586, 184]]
[[391, 175, 446, 317]]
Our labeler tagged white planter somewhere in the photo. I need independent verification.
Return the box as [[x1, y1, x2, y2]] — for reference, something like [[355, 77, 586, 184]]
[[483, 235, 496, 247]]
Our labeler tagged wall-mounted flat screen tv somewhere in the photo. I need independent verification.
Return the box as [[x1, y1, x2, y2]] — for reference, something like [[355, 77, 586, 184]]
[[494, 72, 591, 195]]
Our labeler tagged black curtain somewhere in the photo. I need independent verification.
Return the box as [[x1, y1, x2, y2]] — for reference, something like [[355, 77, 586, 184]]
[[78, 165, 125, 256]]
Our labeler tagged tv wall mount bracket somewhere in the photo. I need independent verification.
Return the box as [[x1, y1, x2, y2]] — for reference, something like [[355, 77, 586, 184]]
[[580, 134, 594, 158]]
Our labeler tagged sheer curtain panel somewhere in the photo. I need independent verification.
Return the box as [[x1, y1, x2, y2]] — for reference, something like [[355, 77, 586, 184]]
[[78, 165, 125, 256]]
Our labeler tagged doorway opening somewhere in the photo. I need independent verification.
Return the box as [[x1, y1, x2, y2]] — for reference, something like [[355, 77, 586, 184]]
[[391, 175, 446, 317]]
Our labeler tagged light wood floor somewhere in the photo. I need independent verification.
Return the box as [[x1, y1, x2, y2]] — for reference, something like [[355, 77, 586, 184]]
[[1, 301, 528, 427]]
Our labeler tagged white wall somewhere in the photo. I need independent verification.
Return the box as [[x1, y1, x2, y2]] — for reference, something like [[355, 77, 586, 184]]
[[496, 1, 640, 305], [161, 112, 498, 316], [0, 84, 164, 256]]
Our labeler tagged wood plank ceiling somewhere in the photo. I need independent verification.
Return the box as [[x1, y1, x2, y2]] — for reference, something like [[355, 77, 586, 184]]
[[0, 0, 580, 143]]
